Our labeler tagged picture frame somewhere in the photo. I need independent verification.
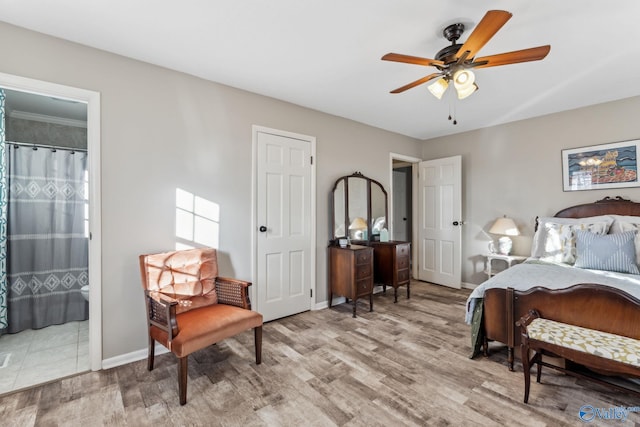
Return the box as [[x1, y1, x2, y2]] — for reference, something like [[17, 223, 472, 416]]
[[562, 139, 640, 191]]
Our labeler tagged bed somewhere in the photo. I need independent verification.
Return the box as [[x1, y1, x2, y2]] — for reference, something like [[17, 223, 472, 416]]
[[467, 196, 640, 370]]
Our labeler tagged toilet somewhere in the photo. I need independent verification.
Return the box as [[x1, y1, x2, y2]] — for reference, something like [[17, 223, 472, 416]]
[[81, 285, 89, 302]]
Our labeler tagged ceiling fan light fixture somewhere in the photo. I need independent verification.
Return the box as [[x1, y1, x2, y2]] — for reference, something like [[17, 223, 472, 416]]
[[456, 83, 478, 100], [427, 77, 449, 99], [453, 69, 475, 90]]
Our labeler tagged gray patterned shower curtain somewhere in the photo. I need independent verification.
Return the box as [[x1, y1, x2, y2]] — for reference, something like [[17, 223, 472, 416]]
[[0, 90, 7, 334], [6, 144, 88, 333]]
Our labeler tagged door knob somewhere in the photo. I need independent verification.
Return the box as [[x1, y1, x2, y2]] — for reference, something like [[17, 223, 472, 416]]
[[259, 226, 267, 232]]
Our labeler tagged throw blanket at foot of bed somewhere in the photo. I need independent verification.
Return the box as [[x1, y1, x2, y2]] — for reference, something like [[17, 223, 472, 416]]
[[519, 310, 640, 403]]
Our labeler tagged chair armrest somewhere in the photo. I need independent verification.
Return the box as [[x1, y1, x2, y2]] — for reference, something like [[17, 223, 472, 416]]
[[145, 290, 179, 340], [215, 277, 253, 310], [516, 309, 540, 339]]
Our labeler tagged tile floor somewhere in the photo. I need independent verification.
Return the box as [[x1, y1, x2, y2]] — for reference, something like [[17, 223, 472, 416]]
[[0, 320, 89, 394]]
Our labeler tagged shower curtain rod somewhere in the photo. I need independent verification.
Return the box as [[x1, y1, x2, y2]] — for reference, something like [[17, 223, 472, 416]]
[[6, 141, 87, 153]]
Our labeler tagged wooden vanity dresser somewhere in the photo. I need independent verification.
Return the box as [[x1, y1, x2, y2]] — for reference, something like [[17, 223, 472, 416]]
[[328, 245, 374, 317], [371, 241, 411, 302]]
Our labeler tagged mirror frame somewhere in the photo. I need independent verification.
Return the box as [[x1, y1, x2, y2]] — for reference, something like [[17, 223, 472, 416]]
[[330, 171, 388, 245]]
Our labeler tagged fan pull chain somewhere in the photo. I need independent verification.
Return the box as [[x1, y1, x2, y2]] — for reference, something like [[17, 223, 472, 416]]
[[448, 99, 457, 125]]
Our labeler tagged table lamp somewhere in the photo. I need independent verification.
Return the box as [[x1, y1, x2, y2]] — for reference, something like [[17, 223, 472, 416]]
[[349, 217, 368, 240], [489, 215, 520, 255]]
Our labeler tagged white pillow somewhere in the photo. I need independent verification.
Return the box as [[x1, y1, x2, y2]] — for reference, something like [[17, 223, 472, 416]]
[[609, 216, 640, 266], [609, 215, 640, 233], [531, 215, 614, 261]]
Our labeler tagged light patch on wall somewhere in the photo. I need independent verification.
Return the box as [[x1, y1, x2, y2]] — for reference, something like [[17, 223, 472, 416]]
[[175, 188, 219, 250]]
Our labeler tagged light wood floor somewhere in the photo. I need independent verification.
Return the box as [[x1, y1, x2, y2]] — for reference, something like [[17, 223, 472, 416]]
[[1, 281, 638, 426]]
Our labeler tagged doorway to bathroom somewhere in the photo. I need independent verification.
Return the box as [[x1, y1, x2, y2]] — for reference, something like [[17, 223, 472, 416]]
[[0, 74, 101, 394]]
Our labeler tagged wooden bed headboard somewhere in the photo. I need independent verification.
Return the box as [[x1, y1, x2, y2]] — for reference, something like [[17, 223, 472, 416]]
[[554, 196, 640, 218]]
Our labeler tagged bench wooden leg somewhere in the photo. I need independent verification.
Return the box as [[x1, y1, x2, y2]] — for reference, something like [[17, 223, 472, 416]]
[[508, 347, 514, 371], [536, 356, 542, 383], [521, 344, 531, 403]]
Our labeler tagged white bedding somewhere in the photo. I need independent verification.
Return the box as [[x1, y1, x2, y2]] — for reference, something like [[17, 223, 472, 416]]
[[465, 258, 640, 324]]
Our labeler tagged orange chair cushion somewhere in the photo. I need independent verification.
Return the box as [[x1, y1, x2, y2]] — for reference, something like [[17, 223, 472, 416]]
[[150, 303, 263, 358], [140, 248, 219, 313]]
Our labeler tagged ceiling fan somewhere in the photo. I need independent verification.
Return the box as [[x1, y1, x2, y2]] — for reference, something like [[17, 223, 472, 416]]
[[382, 10, 550, 100]]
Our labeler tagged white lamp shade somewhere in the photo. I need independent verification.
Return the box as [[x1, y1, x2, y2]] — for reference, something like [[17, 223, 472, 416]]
[[453, 69, 475, 90], [489, 216, 520, 236], [427, 77, 449, 99], [349, 217, 368, 230], [456, 83, 478, 99]]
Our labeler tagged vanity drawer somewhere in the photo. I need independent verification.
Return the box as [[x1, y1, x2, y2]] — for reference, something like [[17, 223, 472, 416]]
[[397, 268, 410, 284], [397, 256, 410, 270], [356, 264, 372, 280], [356, 278, 372, 295], [355, 249, 372, 265], [396, 243, 410, 258]]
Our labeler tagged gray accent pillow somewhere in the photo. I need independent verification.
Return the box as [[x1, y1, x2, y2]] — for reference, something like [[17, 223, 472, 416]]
[[575, 230, 640, 275]]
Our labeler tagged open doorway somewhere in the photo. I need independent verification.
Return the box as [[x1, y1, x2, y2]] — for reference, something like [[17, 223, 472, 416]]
[[0, 72, 101, 394], [389, 153, 421, 279]]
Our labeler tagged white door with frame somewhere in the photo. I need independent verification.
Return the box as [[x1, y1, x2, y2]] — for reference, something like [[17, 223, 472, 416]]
[[417, 155, 462, 288], [254, 126, 315, 321]]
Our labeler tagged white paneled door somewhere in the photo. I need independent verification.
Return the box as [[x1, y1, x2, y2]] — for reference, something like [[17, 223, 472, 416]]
[[418, 156, 462, 288], [255, 127, 315, 321]]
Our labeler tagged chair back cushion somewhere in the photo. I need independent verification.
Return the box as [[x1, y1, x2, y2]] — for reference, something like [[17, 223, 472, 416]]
[[139, 248, 218, 313]]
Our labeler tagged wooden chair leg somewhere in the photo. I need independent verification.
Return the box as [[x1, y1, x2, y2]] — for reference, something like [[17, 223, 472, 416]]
[[147, 335, 155, 371], [521, 344, 531, 403], [178, 356, 188, 406], [255, 326, 263, 365]]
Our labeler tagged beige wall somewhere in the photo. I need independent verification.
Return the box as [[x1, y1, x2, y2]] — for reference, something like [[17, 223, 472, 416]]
[[421, 96, 640, 285], [0, 22, 421, 360]]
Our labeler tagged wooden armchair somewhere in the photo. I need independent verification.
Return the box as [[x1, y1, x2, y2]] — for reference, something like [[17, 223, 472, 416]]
[[139, 247, 263, 405]]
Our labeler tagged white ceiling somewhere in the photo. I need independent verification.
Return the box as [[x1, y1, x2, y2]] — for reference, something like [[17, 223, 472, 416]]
[[2, 0, 640, 140]]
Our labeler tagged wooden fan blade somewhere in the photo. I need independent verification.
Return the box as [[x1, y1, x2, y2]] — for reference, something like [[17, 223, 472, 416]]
[[382, 53, 444, 68], [456, 10, 512, 60], [390, 73, 441, 94], [473, 45, 550, 68]]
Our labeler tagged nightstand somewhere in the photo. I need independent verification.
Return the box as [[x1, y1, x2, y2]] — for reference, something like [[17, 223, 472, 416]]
[[485, 254, 527, 279]]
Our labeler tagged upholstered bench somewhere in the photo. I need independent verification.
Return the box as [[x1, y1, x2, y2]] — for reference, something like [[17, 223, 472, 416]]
[[519, 310, 640, 403]]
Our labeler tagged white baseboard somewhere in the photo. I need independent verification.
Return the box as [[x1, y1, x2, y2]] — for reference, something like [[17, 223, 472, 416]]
[[101, 343, 169, 370], [462, 281, 478, 290]]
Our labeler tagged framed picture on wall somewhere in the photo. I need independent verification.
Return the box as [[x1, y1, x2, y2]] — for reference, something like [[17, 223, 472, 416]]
[[562, 139, 640, 191]]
